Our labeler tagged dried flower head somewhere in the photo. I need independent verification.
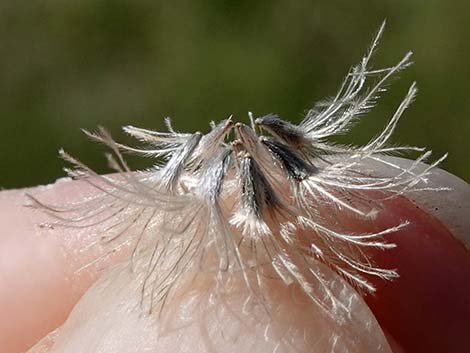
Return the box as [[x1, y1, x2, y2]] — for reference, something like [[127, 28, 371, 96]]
[[28, 21, 447, 320]]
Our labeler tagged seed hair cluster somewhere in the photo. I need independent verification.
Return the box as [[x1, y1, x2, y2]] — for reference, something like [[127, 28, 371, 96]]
[[28, 22, 447, 318]]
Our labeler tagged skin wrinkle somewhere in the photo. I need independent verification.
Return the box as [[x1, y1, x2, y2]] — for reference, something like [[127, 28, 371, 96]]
[[0, 159, 468, 353]]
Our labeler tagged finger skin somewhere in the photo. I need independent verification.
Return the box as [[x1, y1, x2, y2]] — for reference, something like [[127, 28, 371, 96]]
[[366, 196, 470, 353], [1, 179, 393, 353], [0, 188, 76, 353], [364, 156, 470, 249], [1, 163, 469, 353], [23, 188, 470, 353], [362, 156, 470, 352], [0, 180, 132, 353], [28, 253, 393, 353]]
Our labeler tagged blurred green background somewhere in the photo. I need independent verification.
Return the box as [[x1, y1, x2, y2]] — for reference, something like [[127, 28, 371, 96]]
[[0, 1, 469, 188]]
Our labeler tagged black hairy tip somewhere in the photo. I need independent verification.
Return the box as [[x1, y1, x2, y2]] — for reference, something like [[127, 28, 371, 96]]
[[261, 137, 317, 181], [255, 114, 306, 147], [240, 154, 280, 218]]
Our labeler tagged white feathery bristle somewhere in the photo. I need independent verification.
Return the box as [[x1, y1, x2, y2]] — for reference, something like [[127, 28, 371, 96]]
[[28, 22, 448, 325]]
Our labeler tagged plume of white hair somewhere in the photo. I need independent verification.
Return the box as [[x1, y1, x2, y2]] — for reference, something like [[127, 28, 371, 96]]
[[27, 21, 447, 322]]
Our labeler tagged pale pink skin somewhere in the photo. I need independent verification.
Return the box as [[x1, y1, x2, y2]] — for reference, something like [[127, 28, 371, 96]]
[[0, 158, 468, 353]]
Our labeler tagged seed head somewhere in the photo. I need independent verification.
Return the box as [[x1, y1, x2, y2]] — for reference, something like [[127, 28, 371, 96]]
[[27, 21, 447, 322]]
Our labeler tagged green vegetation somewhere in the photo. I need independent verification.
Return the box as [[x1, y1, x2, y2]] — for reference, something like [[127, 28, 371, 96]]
[[1, 1, 468, 187]]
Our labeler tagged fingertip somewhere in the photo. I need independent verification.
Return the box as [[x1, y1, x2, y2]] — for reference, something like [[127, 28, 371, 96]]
[[0, 180, 131, 353]]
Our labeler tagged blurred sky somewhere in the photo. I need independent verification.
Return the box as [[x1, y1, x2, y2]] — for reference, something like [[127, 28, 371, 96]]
[[0, 1, 469, 188]]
